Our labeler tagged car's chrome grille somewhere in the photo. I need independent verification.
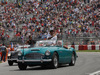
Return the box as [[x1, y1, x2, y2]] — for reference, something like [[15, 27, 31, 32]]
[[25, 53, 44, 59]]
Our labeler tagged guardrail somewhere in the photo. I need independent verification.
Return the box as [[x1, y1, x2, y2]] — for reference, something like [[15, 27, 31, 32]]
[[68, 45, 100, 50]]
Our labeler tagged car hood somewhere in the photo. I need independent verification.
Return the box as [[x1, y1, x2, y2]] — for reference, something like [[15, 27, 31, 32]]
[[21, 46, 59, 55]]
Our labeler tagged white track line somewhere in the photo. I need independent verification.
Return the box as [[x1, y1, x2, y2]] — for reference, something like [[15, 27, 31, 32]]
[[89, 70, 100, 75]]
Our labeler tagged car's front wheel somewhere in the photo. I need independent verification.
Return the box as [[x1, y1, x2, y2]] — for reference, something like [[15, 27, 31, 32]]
[[51, 52, 58, 69], [18, 63, 27, 70], [8, 61, 13, 66], [69, 53, 76, 66]]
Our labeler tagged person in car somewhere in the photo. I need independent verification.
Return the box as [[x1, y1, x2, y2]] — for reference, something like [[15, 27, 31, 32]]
[[26, 36, 36, 47], [47, 30, 57, 40], [57, 41, 68, 49]]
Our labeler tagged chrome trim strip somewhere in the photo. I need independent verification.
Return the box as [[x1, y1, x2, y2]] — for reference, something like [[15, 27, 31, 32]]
[[17, 59, 52, 62]]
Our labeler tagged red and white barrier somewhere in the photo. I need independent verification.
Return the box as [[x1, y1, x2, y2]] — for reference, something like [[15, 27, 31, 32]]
[[68, 45, 100, 50]]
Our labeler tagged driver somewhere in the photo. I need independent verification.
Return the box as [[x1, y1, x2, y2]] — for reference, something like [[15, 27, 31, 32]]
[[57, 41, 68, 49], [57, 41, 62, 46]]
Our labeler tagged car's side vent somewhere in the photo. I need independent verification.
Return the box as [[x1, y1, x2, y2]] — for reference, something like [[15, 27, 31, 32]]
[[31, 49, 40, 51]]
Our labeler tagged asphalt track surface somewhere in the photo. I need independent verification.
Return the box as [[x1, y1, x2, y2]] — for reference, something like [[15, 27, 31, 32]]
[[0, 52, 100, 75]]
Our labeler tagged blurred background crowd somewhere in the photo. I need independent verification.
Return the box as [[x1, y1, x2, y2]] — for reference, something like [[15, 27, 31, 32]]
[[0, 0, 100, 45]]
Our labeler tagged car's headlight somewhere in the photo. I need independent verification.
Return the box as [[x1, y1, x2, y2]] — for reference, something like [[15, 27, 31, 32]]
[[45, 50, 50, 56], [8, 52, 11, 56], [18, 51, 22, 56]]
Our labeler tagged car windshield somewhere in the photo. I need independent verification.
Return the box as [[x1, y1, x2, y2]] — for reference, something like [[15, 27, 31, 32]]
[[15, 45, 30, 51], [35, 40, 62, 47]]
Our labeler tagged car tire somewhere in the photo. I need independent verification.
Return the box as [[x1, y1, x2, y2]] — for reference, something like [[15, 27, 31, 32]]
[[8, 61, 13, 66], [18, 63, 27, 70], [69, 53, 76, 66], [51, 52, 58, 69]]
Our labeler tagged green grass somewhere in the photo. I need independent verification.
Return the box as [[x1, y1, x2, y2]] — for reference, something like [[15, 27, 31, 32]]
[[0, 61, 2, 63], [77, 50, 100, 52]]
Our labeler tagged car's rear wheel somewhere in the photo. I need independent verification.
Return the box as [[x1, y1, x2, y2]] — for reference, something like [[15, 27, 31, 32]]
[[69, 53, 76, 66], [18, 63, 27, 70], [8, 61, 13, 66], [51, 52, 58, 69]]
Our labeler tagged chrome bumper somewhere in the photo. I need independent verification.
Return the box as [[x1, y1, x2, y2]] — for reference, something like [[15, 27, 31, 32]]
[[8, 59, 17, 61], [17, 59, 52, 63]]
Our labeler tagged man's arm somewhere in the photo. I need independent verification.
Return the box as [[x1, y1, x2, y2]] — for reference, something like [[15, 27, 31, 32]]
[[63, 45, 68, 49], [26, 40, 29, 44], [48, 36, 53, 40]]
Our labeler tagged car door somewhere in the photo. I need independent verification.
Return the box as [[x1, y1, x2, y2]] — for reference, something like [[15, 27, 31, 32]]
[[57, 47, 65, 63], [57, 47, 71, 63], [61, 47, 72, 63]]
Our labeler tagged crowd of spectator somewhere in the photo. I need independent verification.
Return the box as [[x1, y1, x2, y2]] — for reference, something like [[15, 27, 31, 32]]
[[0, 0, 100, 45]]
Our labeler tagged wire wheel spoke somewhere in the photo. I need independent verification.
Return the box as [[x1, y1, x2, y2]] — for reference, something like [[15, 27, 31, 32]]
[[72, 55, 75, 64], [54, 56, 58, 67]]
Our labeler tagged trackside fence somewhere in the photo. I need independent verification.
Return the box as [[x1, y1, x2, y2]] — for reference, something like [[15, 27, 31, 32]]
[[67, 45, 100, 50]]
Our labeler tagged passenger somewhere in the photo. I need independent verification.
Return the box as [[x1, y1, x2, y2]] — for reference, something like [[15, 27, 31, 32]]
[[26, 36, 36, 47], [47, 30, 57, 40]]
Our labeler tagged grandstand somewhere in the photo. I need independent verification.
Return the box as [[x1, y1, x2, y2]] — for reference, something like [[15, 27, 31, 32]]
[[0, 0, 100, 45]]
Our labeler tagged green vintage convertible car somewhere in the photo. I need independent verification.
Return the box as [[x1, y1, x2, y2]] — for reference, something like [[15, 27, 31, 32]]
[[17, 40, 78, 70]]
